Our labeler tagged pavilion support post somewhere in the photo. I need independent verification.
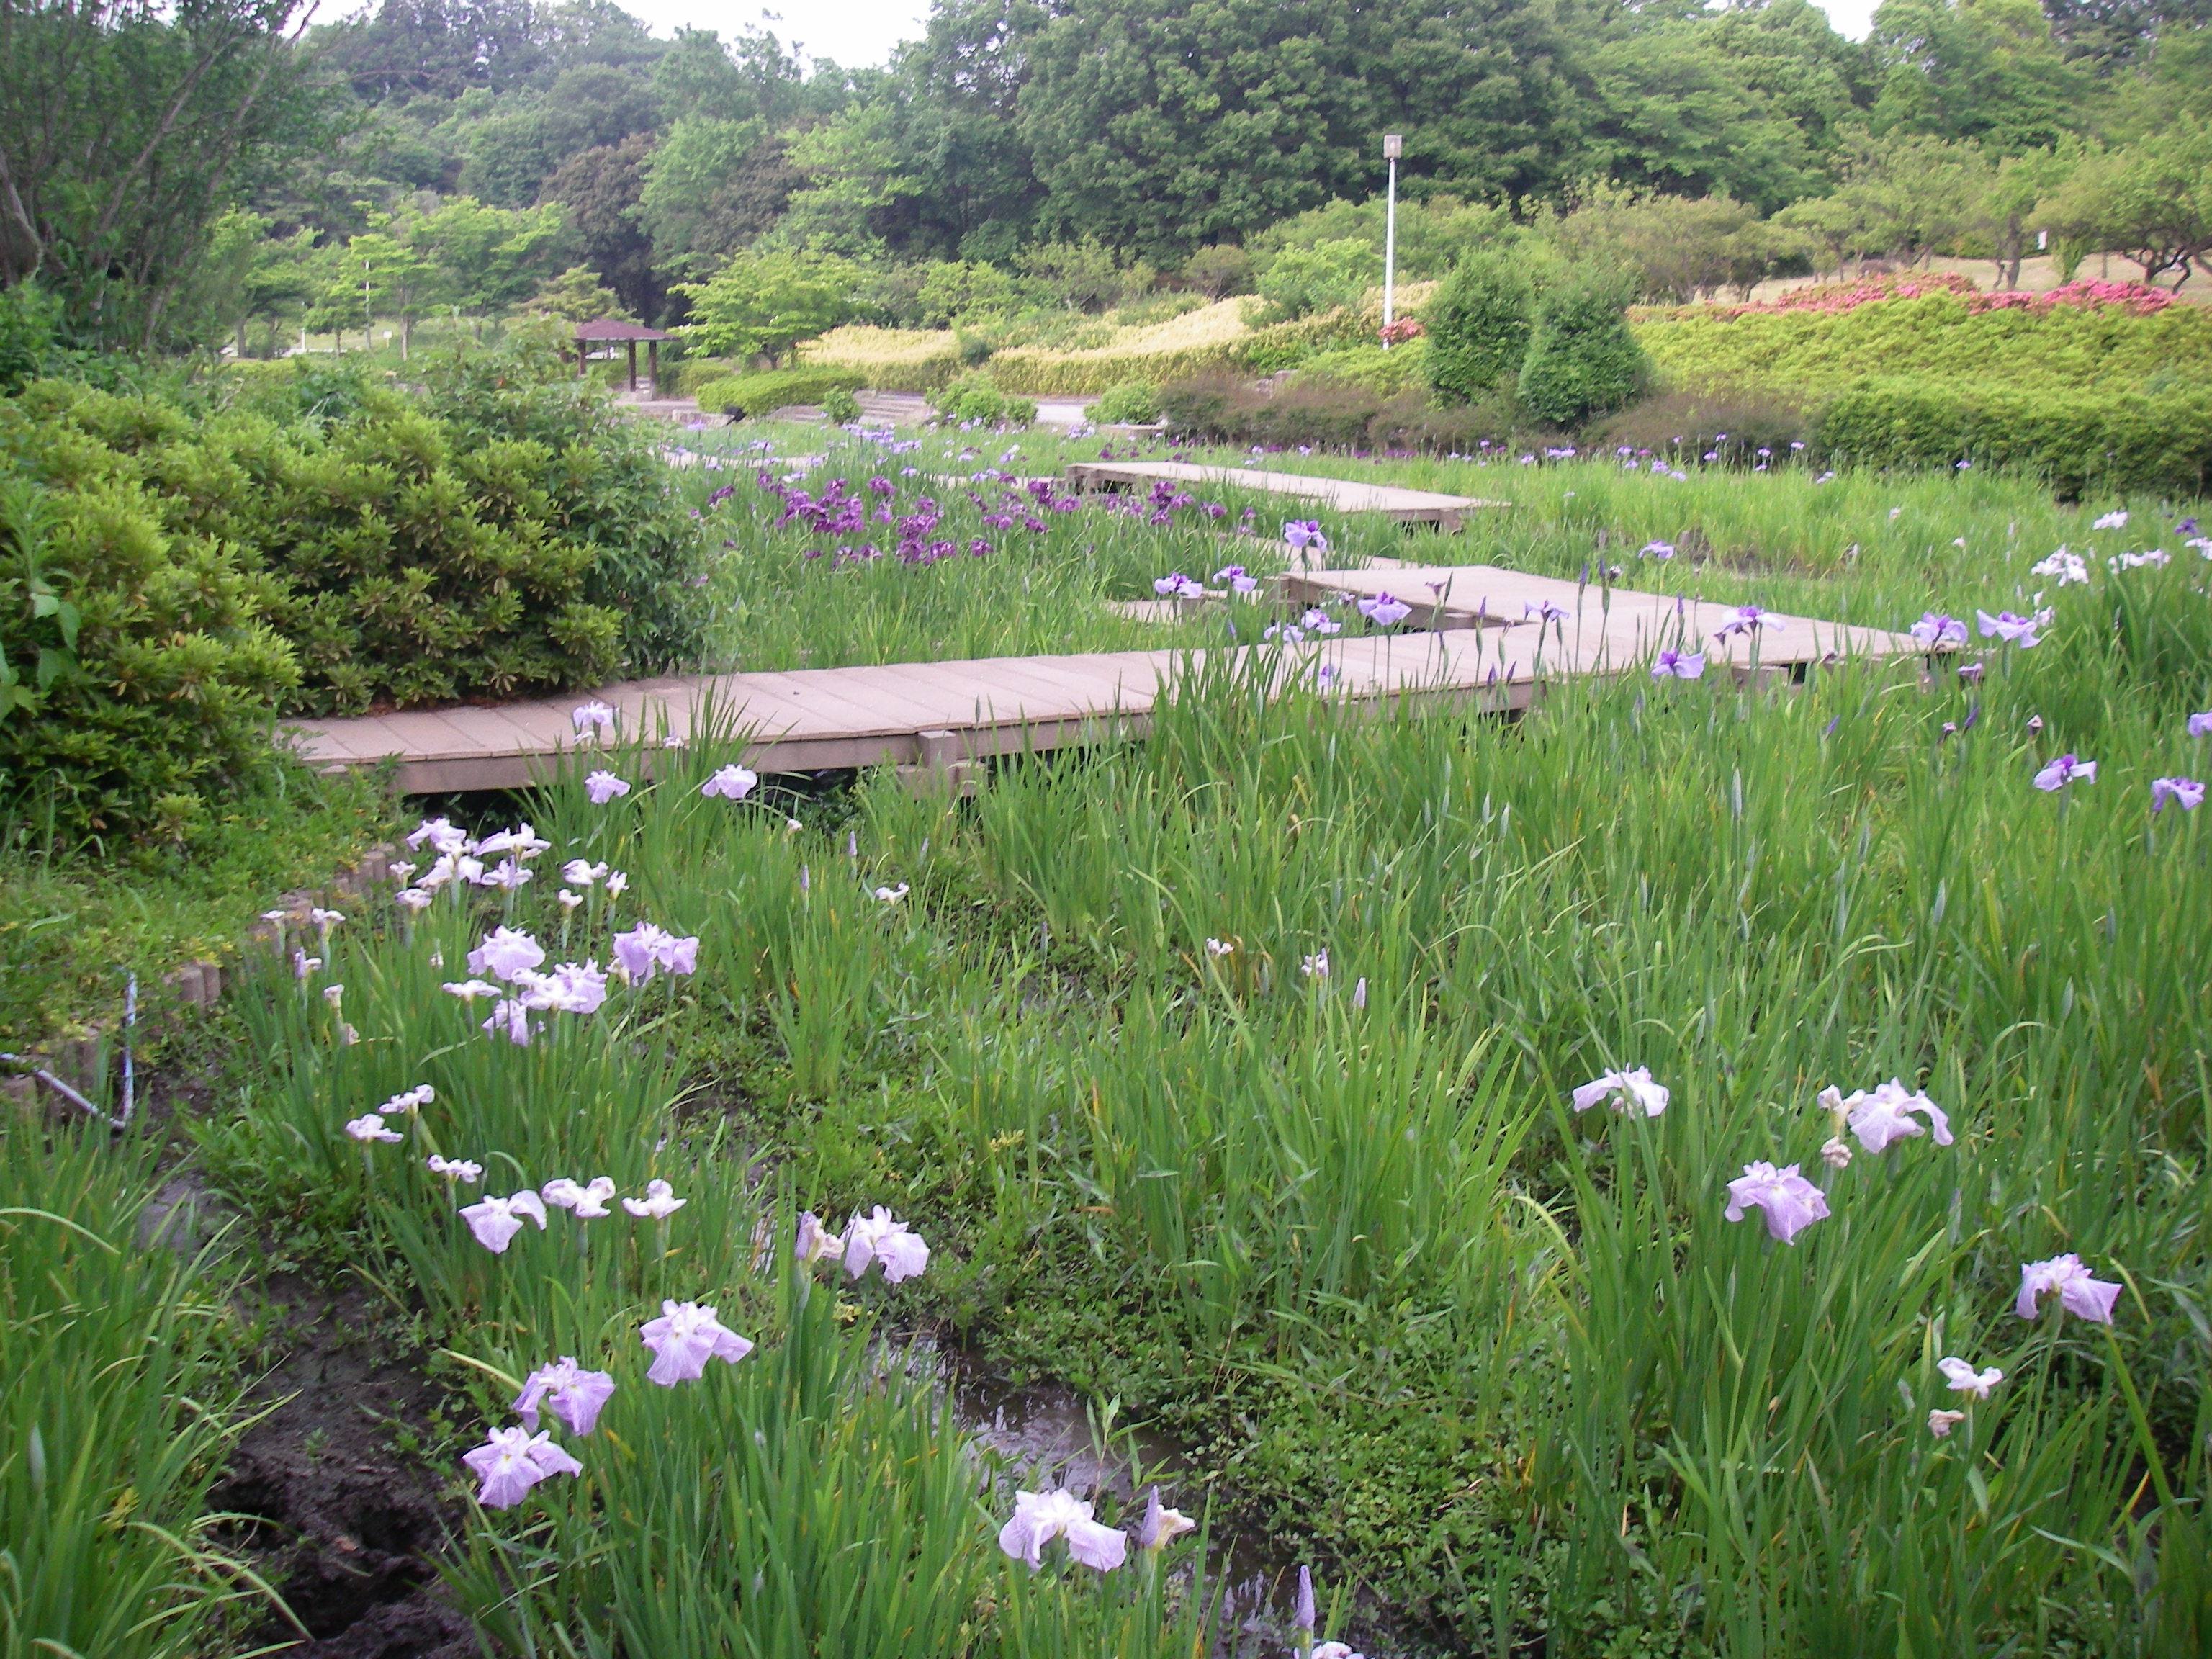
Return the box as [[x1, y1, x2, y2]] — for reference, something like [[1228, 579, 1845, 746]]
[[647, 339, 659, 394], [626, 341, 638, 392]]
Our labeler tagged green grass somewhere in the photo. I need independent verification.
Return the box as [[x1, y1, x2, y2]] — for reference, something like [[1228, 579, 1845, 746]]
[[24, 426, 2211, 1655], [0, 1123, 278, 1658], [181, 444, 2203, 1659], [0, 764, 400, 1051]]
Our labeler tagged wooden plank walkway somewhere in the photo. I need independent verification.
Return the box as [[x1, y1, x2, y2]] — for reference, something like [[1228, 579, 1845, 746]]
[[289, 567, 1926, 793], [1064, 460, 1507, 531]]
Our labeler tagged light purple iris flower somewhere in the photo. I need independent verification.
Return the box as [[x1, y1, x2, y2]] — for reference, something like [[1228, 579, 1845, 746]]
[[1713, 605, 1783, 639], [842, 1206, 930, 1282], [1911, 612, 1968, 648], [1284, 520, 1328, 552], [1135, 1485, 1196, 1551], [464, 1426, 582, 1509], [1937, 1357, 2004, 1399], [571, 702, 616, 734], [344, 1112, 403, 1143], [1651, 649, 1704, 680], [460, 1190, 549, 1253], [794, 1210, 842, 1264], [997, 1489, 1127, 1573], [1212, 565, 1261, 593], [639, 1300, 755, 1385], [1358, 592, 1412, 626], [1300, 608, 1342, 635], [406, 815, 471, 855], [622, 1178, 685, 1219], [2015, 1254, 2122, 1323], [1641, 540, 1675, 559], [481, 998, 532, 1045], [1524, 599, 1570, 624], [2190, 712, 2212, 738], [611, 922, 700, 983], [1977, 609, 2046, 647], [2151, 776, 2205, 812], [701, 764, 757, 801], [585, 770, 630, 804], [1153, 572, 1204, 598], [1843, 1079, 1953, 1154], [1296, 1565, 1316, 1632], [542, 1176, 617, 1218], [2033, 754, 2095, 791], [516, 960, 608, 1014], [515, 1358, 616, 1435], [1723, 1162, 1830, 1244], [1570, 1066, 1669, 1117], [468, 926, 545, 983]]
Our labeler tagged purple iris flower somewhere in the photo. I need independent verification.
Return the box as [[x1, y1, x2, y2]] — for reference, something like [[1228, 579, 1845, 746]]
[[1911, 612, 1967, 648], [1284, 519, 1328, 552], [1358, 592, 1412, 626], [1714, 606, 1782, 639], [2015, 1254, 2121, 1323], [1977, 609, 2046, 647], [1651, 649, 1704, 680], [639, 1300, 755, 1385], [2151, 775, 2205, 812], [2033, 754, 2095, 791], [516, 1358, 616, 1436], [2189, 712, 2212, 738], [464, 1426, 582, 1509], [1524, 599, 1570, 624], [1723, 1162, 1830, 1244]]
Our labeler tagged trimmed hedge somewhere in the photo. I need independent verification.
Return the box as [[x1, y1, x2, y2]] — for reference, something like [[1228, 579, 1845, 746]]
[[1815, 379, 2212, 498], [690, 367, 866, 418], [1637, 291, 2212, 397]]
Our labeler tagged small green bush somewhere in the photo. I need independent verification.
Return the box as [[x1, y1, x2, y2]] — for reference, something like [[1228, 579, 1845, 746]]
[[1815, 378, 2212, 498], [691, 367, 867, 418], [1091, 381, 1161, 424], [1425, 248, 1542, 404], [1516, 271, 1647, 427], [822, 386, 863, 423], [0, 462, 298, 842], [930, 372, 1035, 426], [1248, 238, 1375, 325]]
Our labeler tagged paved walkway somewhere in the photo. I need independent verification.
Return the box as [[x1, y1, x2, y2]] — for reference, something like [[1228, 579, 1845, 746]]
[[1064, 460, 1507, 531], [289, 565, 1924, 793]]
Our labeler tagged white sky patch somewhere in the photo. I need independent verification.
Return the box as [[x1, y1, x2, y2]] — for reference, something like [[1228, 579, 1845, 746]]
[[1806, 0, 1878, 40]]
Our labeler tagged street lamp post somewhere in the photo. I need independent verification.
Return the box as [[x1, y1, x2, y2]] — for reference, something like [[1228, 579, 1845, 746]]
[[1382, 133, 1402, 346]]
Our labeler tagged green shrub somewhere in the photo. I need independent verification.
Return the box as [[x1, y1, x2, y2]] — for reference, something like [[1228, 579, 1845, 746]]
[[1091, 381, 1161, 424], [1637, 290, 2212, 396], [0, 458, 298, 842], [1516, 271, 1647, 427], [1425, 248, 1541, 404], [930, 372, 1035, 426], [691, 367, 867, 418], [1592, 389, 1815, 465], [1248, 238, 1375, 325], [17, 348, 710, 727], [1295, 341, 1428, 398], [1815, 378, 2212, 498], [822, 387, 863, 423]]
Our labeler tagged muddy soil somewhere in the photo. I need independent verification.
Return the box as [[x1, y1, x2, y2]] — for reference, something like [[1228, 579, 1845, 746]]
[[212, 1272, 475, 1658]]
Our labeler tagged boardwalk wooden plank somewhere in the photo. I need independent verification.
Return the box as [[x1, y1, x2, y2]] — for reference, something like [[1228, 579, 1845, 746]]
[[1064, 461, 1506, 531]]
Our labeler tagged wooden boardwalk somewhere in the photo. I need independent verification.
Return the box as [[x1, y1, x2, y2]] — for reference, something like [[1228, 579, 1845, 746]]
[[1064, 460, 1507, 531], [289, 565, 1925, 794]]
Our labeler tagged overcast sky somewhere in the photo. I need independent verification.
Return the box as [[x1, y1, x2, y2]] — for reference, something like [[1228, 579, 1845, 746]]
[[331, 0, 1877, 74]]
